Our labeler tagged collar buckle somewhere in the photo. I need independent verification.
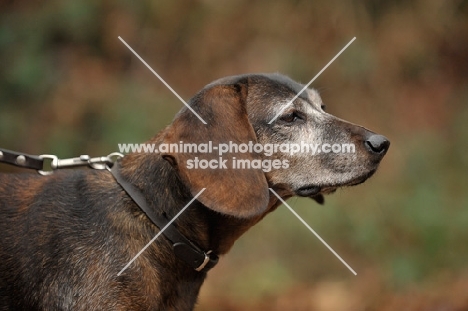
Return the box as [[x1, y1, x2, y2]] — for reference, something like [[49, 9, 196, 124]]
[[173, 242, 218, 273], [195, 250, 212, 272]]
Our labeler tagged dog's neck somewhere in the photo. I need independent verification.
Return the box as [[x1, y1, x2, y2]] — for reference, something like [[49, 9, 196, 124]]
[[118, 152, 281, 256]]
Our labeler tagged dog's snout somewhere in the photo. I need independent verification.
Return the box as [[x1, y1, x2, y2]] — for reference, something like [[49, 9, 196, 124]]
[[365, 134, 390, 154]]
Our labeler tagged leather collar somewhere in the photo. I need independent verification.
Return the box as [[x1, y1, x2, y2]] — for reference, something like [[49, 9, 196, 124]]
[[110, 162, 218, 273]]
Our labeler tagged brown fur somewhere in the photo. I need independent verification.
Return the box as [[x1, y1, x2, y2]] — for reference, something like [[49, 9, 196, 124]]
[[0, 73, 389, 310]]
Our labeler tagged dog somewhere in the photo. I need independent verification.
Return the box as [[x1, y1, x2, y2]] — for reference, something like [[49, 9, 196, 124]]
[[0, 73, 389, 310]]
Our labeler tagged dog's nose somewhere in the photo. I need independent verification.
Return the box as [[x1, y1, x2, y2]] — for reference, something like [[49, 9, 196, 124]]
[[365, 134, 390, 154]]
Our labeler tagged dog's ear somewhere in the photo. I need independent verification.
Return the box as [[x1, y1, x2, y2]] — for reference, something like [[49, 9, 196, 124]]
[[161, 79, 270, 218]]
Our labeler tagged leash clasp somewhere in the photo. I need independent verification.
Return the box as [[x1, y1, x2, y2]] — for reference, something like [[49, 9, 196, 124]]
[[38, 153, 124, 175], [38, 155, 58, 176]]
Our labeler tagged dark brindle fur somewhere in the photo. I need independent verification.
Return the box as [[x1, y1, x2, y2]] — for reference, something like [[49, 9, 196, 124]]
[[0, 74, 389, 310]]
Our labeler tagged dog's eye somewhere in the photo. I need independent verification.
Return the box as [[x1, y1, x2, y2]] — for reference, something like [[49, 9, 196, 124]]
[[321, 104, 326, 111], [280, 112, 300, 123]]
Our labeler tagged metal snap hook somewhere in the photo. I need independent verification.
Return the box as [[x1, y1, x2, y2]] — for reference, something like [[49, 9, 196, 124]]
[[38, 155, 59, 175]]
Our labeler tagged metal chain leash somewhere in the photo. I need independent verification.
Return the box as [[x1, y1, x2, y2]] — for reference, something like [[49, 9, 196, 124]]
[[0, 148, 124, 175], [38, 152, 124, 175]]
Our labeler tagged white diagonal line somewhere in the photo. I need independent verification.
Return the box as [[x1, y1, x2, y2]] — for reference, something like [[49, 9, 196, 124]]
[[118, 36, 207, 124], [117, 188, 206, 276], [268, 37, 356, 124], [269, 188, 357, 275]]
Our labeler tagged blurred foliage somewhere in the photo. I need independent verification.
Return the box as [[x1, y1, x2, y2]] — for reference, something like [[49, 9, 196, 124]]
[[1, 0, 468, 310]]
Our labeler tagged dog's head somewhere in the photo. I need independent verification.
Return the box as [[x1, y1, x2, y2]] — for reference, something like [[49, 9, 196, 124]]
[[160, 74, 389, 218]]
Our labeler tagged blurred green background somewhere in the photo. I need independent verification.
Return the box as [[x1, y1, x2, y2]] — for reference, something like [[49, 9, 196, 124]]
[[1, 0, 468, 310]]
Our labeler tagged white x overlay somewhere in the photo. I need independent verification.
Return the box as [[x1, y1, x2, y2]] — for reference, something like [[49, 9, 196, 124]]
[[117, 35, 357, 277], [118, 36, 207, 124], [268, 37, 356, 124], [269, 188, 357, 275], [117, 188, 206, 276]]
